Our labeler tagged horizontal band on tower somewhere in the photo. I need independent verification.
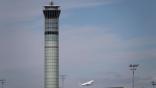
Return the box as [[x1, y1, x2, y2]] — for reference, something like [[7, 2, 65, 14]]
[[45, 31, 58, 35], [45, 46, 58, 48]]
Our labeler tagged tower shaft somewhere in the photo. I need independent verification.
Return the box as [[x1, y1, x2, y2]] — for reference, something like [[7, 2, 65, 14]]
[[43, 2, 61, 88]]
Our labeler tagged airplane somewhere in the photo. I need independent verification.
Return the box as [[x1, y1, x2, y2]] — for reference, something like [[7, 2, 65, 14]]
[[80, 80, 94, 86]]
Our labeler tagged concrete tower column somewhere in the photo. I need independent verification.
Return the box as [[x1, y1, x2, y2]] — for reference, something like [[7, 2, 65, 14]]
[[43, 1, 61, 88]]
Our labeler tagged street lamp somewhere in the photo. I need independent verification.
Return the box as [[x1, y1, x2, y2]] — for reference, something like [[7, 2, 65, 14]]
[[129, 64, 139, 88], [0, 79, 6, 88], [60, 75, 67, 88], [151, 81, 156, 88]]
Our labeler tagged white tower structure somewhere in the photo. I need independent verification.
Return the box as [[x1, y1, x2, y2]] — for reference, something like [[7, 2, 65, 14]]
[[43, 1, 61, 88]]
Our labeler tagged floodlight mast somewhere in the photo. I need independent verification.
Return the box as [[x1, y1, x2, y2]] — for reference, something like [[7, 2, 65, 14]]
[[0, 79, 6, 88], [129, 64, 139, 88], [60, 75, 67, 88], [152, 81, 156, 88]]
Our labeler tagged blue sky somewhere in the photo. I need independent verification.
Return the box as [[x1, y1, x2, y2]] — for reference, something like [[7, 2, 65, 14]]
[[0, 0, 156, 88]]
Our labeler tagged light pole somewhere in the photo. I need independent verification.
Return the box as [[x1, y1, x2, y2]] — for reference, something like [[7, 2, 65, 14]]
[[129, 64, 139, 88], [60, 75, 66, 88], [152, 81, 156, 88], [0, 79, 6, 88]]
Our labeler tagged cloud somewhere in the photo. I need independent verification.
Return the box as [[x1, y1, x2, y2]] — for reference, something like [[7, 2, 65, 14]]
[[60, 25, 156, 62], [0, 0, 44, 23], [0, 22, 44, 88], [59, 25, 156, 88], [57, 0, 112, 10], [0, 0, 121, 23], [0, 1, 155, 88]]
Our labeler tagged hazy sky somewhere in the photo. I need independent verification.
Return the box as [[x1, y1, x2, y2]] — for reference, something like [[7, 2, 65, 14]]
[[0, 0, 156, 88]]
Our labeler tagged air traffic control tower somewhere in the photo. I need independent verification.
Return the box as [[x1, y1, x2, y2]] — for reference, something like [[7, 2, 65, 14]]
[[43, 1, 61, 88]]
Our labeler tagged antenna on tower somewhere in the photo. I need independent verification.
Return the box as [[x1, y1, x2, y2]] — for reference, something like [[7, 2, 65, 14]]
[[49, 0, 54, 5]]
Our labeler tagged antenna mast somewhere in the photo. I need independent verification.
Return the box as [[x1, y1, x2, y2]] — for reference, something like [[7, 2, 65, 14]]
[[49, 0, 54, 5]]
